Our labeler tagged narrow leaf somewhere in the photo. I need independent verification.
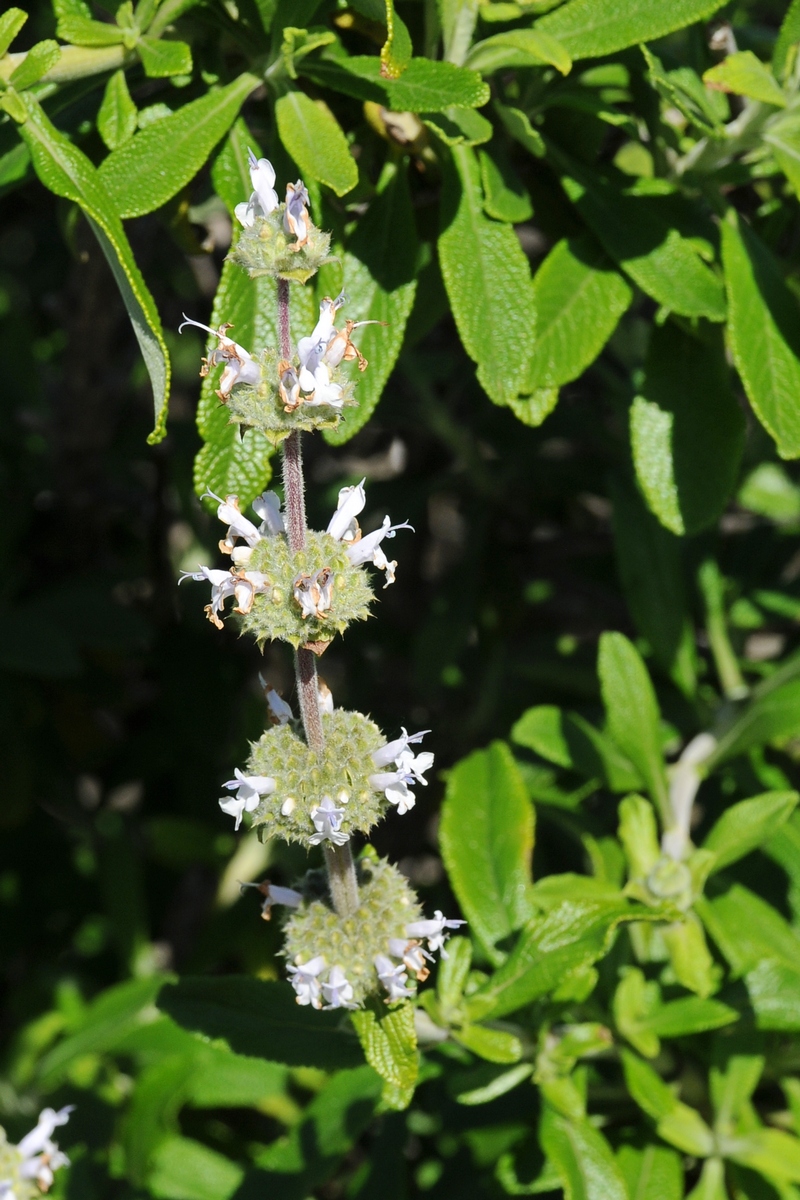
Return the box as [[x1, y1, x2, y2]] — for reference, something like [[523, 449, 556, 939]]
[[275, 89, 357, 197], [0, 8, 27, 58], [9, 40, 61, 89], [703, 790, 799, 871], [704, 51, 786, 107], [538, 0, 727, 60], [138, 35, 193, 78], [464, 29, 571, 75], [98, 69, 138, 151], [540, 1104, 628, 1200]]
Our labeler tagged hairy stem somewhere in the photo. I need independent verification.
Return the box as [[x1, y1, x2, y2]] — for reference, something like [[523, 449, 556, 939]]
[[324, 843, 360, 916], [276, 279, 359, 915]]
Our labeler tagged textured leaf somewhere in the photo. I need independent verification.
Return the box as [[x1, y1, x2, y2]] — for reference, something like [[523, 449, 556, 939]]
[[743, 958, 800, 1030], [439, 145, 535, 406], [275, 90, 357, 197], [774, 0, 800, 79], [538, 0, 727, 59], [512, 705, 643, 792], [351, 1002, 418, 1109], [707, 680, 800, 765], [98, 69, 138, 151], [630, 322, 744, 535], [211, 116, 254, 216], [703, 790, 798, 871], [526, 234, 632, 391], [0, 8, 27, 58], [610, 476, 696, 696], [158, 976, 364, 1069], [464, 29, 571, 75], [440, 740, 535, 961], [622, 1050, 715, 1156], [380, 0, 412, 78], [303, 54, 490, 111], [138, 35, 193, 78], [440, 0, 480, 65], [598, 632, 670, 823], [617, 1144, 683, 1200], [478, 142, 532, 222], [552, 149, 726, 321], [323, 162, 418, 443], [697, 884, 800, 976], [98, 73, 258, 218], [453, 1023, 523, 1063], [540, 1105, 628, 1200], [764, 109, 800, 198], [495, 100, 545, 156], [663, 915, 716, 998], [54, 0, 126, 47], [721, 212, 800, 459], [19, 96, 170, 442], [9, 40, 61, 90], [422, 106, 493, 146], [704, 51, 786, 107], [148, 1136, 243, 1200], [728, 1128, 800, 1183]]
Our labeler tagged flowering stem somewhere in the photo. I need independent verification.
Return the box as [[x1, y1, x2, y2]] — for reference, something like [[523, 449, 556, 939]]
[[276, 278, 359, 916]]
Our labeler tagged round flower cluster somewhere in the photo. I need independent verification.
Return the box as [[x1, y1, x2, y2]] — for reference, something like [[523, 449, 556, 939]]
[[229, 152, 332, 283], [277, 855, 465, 1009], [180, 482, 413, 648], [219, 706, 434, 843], [0, 1106, 72, 1198]]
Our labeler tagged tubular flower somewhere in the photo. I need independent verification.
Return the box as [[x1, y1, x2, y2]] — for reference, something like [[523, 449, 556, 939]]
[[0, 1105, 74, 1197], [297, 293, 347, 373], [201, 489, 262, 555], [262, 681, 293, 725], [284, 181, 311, 250], [374, 953, 414, 1001], [388, 937, 432, 981], [293, 567, 334, 619], [302, 363, 344, 410], [327, 479, 366, 544], [179, 565, 269, 629], [321, 965, 357, 1010], [325, 483, 414, 587], [287, 956, 326, 1008], [405, 911, 466, 958], [234, 150, 279, 228], [178, 316, 260, 401], [240, 879, 302, 920], [253, 491, 285, 537], [220, 768, 276, 830], [368, 730, 434, 815], [278, 361, 302, 412], [309, 795, 348, 846]]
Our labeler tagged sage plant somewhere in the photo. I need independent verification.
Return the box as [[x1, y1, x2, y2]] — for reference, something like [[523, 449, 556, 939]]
[[180, 155, 463, 1012]]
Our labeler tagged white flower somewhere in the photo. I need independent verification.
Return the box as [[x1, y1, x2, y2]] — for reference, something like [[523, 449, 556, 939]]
[[293, 567, 334, 619], [231, 569, 269, 615], [388, 937, 433, 981], [405, 911, 466, 958], [321, 965, 356, 1009], [298, 293, 346, 373], [372, 727, 430, 769], [287, 955, 326, 1008], [284, 179, 311, 249], [240, 879, 302, 920], [277, 360, 302, 412], [318, 678, 334, 716], [200, 489, 262, 554], [219, 768, 276, 831], [14, 1105, 73, 1192], [301, 362, 344, 409], [178, 316, 260, 400], [375, 953, 414, 1001], [260, 680, 293, 725], [253, 491, 285, 536], [234, 149, 279, 227], [179, 564, 268, 629], [323, 317, 380, 372], [309, 795, 348, 846], [369, 771, 416, 815], [327, 478, 367, 543], [369, 744, 433, 815], [346, 515, 414, 588]]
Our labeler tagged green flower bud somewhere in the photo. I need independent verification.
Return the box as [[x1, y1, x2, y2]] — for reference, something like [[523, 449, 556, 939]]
[[247, 709, 389, 844], [241, 530, 373, 649]]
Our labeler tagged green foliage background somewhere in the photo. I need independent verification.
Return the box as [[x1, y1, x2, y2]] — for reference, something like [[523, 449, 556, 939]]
[[4, 0, 800, 1196]]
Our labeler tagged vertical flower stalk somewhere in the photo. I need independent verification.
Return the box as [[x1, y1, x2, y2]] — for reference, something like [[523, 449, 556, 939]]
[[276, 278, 359, 918]]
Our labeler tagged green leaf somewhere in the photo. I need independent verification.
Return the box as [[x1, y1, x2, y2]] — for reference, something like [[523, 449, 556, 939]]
[[439, 145, 535, 406], [703, 790, 799, 871], [439, 0, 480, 66], [9, 39, 60, 89], [211, 117, 255, 217], [507, 389, 559, 427], [551, 149, 726, 321], [526, 234, 632, 392], [436, 937, 472, 1018], [764, 109, 800, 199], [707, 680, 800, 765], [642, 46, 726, 138], [350, 1001, 418, 1109], [0, 8, 27, 58], [728, 1128, 800, 1183], [380, 0, 412, 78], [157, 976, 364, 1069], [686, 1158, 726, 1200], [774, 0, 800, 79], [495, 100, 545, 156], [598, 632, 669, 824], [617, 1144, 683, 1200], [540, 1104, 628, 1200], [98, 69, 138, 150], [452, 1061, 533, 1105], [440, 741, 535, 962], [453, 1023, 524, 1063], [703, 51, 786, 107], [622, 1049, 715, 1156], [148, 1136, 243, 1200], [54, 0, 127, 47], [322, 162, 418, 443], [644, 995, 737, 1043], [538, 0, 727, 59], [467, 895, 657, 1019], [422, 106, 493, 146], [618, 795, 661, 880], [697, 883, 800, 976], [138, 35, 193, 77], [478, 142, 532, 222], [709, 1054, 763, 1132], [275, 89, 357, 197], [98, 73, 258, 218], [742, 958, 800, 1030], [193, 430, 274, 512], [511, 704, 642, 791], [19, 96, 170, 442], [721, 211, 800, 459], [630, 322, 744, 536], [662, 915, 717, 998], [464, 29, 571, 75], [303, 54, 490, 111], [610, 476, 696, 696]]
